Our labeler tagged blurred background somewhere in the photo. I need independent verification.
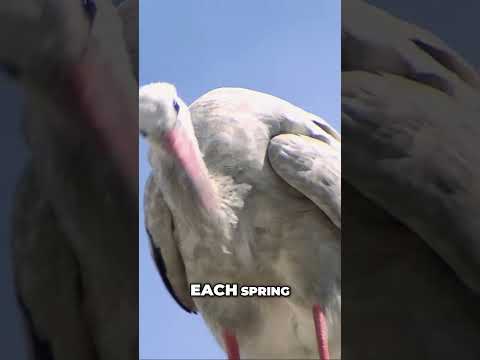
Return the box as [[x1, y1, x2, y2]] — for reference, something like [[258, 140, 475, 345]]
[[0, 1, 127, 358], [139, 0, 340, 358]]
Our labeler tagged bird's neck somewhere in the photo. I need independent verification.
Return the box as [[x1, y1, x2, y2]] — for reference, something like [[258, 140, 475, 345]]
[[154, 123, 221, 221]]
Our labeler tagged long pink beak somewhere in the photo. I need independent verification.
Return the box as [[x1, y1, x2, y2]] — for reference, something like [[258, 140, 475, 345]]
[[164, 126, 217, 211]]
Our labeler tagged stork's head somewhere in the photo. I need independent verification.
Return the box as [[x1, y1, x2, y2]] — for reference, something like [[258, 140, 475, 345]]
[[139, 82, 218, 211], [139, 82, 189, 144]]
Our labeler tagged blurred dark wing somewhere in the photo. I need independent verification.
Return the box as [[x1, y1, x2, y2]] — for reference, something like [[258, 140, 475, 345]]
[[144, 174, 197, 313], [342, 0, 480, 295], [342, 70, 480, 294], [12, 167, 96, 360]]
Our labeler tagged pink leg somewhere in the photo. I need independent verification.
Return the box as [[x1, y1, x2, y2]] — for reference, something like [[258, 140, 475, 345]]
[[313, 304, 329, 360], [222, 329, 240, 360]]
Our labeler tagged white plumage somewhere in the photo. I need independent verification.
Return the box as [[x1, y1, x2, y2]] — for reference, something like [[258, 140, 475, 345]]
[[141, 83, 341, 359]]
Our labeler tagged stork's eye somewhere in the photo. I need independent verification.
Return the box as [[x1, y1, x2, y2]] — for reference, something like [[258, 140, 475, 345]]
[[173, 100, 180, 114]]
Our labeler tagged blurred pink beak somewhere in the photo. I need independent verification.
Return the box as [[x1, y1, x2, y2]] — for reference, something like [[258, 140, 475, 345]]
[[0, 0, 138, 197], [68, 49, 138, 198], [0, 2, 138, 199]]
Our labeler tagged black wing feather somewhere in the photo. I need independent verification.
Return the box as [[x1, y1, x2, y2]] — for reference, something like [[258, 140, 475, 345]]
[[144, 175, 196, 314], [16, 296, 55, 360], [146, 226, 196, 314]]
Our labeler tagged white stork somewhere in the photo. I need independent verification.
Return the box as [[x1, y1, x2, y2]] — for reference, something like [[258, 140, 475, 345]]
[[140, 83, 341, 359]]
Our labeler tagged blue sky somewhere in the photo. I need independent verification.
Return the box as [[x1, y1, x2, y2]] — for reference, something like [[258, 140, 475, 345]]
[[139, 1, 340, 358]]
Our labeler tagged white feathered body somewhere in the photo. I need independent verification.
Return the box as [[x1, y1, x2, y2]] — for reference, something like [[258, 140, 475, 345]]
[[149, 88, 341, 359]]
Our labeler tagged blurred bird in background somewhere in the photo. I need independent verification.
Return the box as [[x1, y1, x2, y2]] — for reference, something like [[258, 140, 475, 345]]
[[342, 1, 480, 359]]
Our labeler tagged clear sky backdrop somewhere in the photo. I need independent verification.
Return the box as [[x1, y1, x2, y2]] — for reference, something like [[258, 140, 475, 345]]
[[139, 1, 340, 358]]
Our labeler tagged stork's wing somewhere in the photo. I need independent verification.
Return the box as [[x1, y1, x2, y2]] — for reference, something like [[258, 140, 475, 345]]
[[144, 174, 197, 313], [268, 133, 341, 229], [342, 0, 480, 109]]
